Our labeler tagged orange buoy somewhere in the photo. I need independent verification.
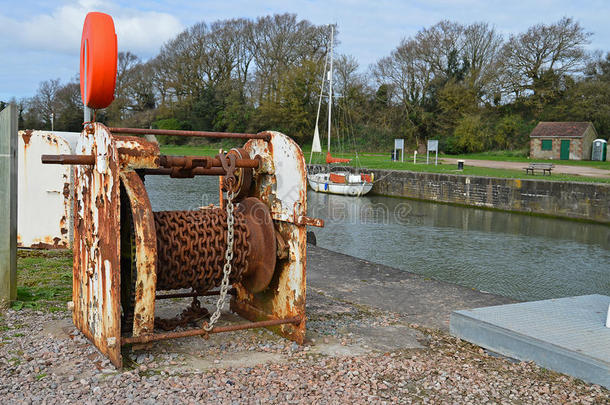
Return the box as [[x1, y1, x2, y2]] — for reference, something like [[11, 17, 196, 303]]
[[80, 12, 117, 109]]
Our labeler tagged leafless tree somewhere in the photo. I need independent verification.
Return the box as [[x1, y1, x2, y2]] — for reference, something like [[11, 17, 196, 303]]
[[249, 14, 329, 103], [462, 22, 504, 100], [500, 17, 592, 97], [28, 78, 61, 128]]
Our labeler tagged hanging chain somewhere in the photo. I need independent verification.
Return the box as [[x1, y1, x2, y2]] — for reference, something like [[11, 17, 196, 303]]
[[204, 189, 235, 332]]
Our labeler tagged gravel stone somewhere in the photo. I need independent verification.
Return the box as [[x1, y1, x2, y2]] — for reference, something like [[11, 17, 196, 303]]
[[0, 293, 608, 404]]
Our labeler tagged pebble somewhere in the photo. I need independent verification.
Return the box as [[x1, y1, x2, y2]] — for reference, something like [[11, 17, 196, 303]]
[[0, 298, 607, 403]]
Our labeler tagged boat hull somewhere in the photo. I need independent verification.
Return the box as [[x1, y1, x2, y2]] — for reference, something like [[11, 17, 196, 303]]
[[307, 173, 373, 196]]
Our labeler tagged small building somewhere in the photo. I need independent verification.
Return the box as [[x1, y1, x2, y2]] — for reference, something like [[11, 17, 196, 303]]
[[529, 122, 598, 160]]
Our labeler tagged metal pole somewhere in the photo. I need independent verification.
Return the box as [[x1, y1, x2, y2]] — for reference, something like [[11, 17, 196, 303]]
[[0, 104, 18, 309], [109, 127, 269, 141], [327, 25, 333, 154], [121, 316, 302, 345], [83, 40, 91, 123]]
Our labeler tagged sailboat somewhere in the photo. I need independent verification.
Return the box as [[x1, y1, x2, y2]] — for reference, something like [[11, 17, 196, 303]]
[[307, 25, 374, 197]]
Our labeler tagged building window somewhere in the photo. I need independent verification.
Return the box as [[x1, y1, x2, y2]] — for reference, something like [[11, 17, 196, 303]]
[[541, 139, 553, 151]]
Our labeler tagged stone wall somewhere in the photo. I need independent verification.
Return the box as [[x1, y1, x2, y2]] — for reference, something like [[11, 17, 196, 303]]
[[308, 165, 610, 223], [529, 126, 597, 160]]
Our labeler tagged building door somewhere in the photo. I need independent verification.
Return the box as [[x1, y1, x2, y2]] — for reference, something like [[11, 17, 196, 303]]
[[560, 140, 570, 160]]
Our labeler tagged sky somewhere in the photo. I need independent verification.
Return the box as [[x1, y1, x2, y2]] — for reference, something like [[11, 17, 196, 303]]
[[1, 0, 609, 101]]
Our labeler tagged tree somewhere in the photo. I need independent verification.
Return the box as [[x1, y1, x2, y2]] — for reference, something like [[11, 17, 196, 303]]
[[54, 82, 83, 131], [462, 22, 504, 101], [250, 14, 329, 104], [453, 114, 489, 153], [255, 60, 320, 141], [29, 79, 61, 129], [106, 51, 141, 123], [500, 17, 591, 98]]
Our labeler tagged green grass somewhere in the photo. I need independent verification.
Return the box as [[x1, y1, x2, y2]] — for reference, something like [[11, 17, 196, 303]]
[[160, 145, 223, 156], [444, 151, 610, 169], [12, 249, 73, 312], [160, 144, 610, 183], [307, 150, 610, 183]]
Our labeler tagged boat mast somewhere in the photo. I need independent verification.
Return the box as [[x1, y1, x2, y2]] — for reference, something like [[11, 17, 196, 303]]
[[327, 25, 333, 154], [309, 43, 329, 165]]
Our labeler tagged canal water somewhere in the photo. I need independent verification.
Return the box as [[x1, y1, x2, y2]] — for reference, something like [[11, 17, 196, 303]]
[[145, 176, 610, 302]]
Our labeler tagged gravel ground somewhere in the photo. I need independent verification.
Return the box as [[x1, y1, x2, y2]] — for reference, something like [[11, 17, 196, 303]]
[[1, 292, 608, 404]]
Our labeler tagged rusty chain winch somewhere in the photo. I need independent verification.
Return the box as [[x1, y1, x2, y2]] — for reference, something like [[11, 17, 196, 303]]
[[41, 124, 323, 368]]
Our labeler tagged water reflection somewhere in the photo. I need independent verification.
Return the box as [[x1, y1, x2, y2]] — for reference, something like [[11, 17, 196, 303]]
[[144, 175, 610, 301], [308, 191, 610, 301]]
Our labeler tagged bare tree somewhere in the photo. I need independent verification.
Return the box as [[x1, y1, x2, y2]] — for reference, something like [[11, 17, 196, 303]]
[[462, 22, 504, 99], [250, 14, 329, 103], [500, 17, 592, 96], [29, 79, 61, 129]]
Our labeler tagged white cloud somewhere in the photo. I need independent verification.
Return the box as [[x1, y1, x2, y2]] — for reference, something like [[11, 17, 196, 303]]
[[0, 0, 184, 57]]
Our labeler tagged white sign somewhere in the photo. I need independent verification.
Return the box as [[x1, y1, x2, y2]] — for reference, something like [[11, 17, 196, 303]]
[[427, 140, 439, 152], [394, 138, 405, 162]]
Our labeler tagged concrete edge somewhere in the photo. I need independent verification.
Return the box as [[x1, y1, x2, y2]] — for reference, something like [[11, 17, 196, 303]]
[[307, 164, 610, 187], [450, 311, 610, 389]]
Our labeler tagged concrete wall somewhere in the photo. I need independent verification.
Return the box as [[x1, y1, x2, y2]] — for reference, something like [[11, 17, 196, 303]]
[[308, 165, 610, 223]]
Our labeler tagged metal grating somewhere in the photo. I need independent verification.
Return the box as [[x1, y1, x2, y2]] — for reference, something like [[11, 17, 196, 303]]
[[450, 295, 610, 389]]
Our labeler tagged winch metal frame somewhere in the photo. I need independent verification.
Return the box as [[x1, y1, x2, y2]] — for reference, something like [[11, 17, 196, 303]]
[[44, 122, 322, 368]]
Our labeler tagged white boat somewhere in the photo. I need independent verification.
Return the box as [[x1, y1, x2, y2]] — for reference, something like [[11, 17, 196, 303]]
[[307, 25, 373, 196], [308, 171, 373, 196]]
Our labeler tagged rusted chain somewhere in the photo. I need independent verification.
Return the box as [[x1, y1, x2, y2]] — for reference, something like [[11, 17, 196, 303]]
[[155, 297, 210, 331], [204, 190, 236, 332], [154, 208, 250, 293]]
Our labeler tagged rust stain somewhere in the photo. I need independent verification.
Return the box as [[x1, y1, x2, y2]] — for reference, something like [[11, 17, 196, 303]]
[[72, 123, 122, 368], [22, 129, 33, 146], [231, 131, 307, 344], [29, 236, 68, 249], [63, 182, 71, 200], [119, 170, 157, 337], [115, 135, 160, 169]]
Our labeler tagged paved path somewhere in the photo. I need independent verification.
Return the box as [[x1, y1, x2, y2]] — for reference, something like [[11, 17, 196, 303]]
[[307, 245, 515, 330], [442, 158, 610, 178]]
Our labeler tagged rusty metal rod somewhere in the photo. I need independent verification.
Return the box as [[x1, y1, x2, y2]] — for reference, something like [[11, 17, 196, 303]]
[[159, 155, 260, 169], [41, 154, 95, 165], [121, 316, 302, 345], [142, 168, 226, 176], [42, 154, 260, 170], [155, 289, 236, 299], [109, 127, 270, 141]]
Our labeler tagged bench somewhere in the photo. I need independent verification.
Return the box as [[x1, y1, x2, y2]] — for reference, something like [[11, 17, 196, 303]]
[[524, 163, 554, 176]]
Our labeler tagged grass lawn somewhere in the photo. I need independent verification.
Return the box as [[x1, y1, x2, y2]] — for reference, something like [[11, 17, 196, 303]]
[[12, 249, 73, 312], [160, 145, 224, 156], [443, 151, 610, 170], [160, 145, 610, 184]]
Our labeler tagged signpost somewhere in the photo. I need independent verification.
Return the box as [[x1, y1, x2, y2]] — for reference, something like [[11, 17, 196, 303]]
[[394, 138, 404, 162], [427, 139, 438, 165], [0, 104, 17, 309]]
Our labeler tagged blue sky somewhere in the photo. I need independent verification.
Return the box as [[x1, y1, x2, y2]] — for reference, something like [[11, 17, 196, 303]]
[[1, 0, 609, 101]]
